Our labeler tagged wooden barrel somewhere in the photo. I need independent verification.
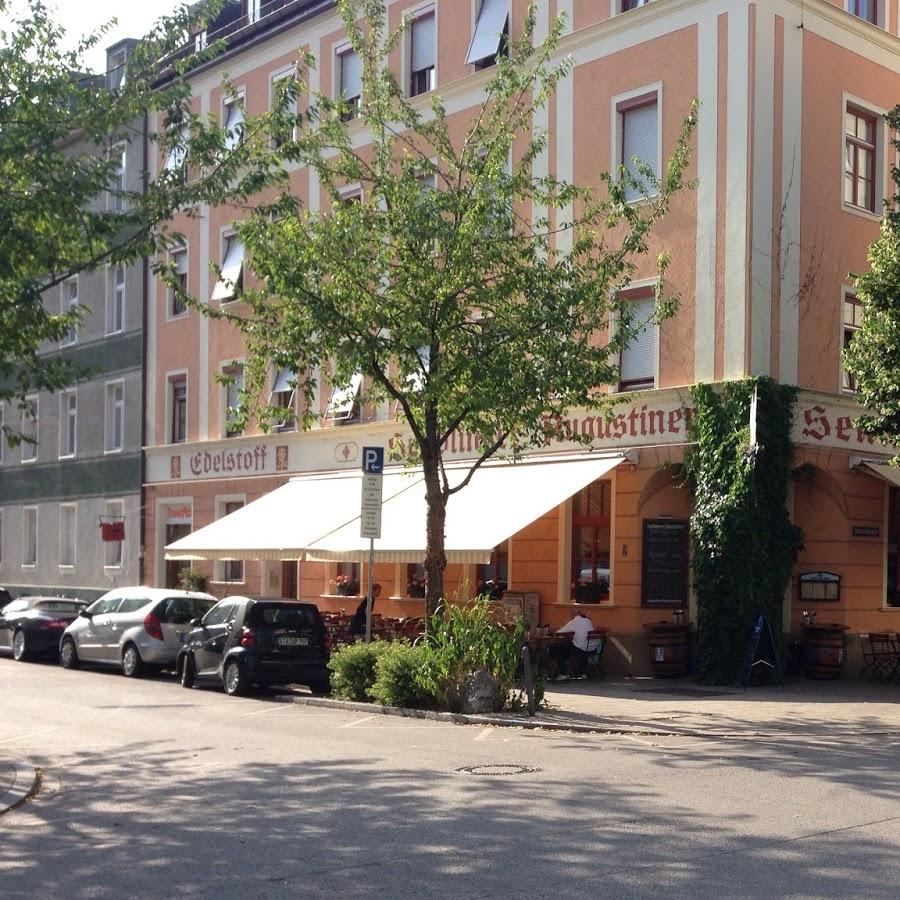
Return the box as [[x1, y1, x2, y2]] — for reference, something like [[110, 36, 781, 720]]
[[644, 623, 690, 678], [802, 626, 846, 680]]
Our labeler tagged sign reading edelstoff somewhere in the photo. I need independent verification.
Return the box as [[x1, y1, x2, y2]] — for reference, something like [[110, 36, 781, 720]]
[[360, 447, 384, 539]]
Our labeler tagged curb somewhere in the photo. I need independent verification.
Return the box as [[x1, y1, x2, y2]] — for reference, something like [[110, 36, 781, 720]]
[[273, 694, 698, 737], [0, 761, 39, 816], [274, 694, 900, 740]]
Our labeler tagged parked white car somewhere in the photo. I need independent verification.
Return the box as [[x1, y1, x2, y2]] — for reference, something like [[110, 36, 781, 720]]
[[59, 587, 217, 677]]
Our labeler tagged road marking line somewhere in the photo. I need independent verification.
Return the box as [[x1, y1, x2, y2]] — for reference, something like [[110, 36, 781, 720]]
[[240, 703, 298, 718], [474, 727, 494, 742], [341, 715, 378, 728], [0, 726, 57, 745]]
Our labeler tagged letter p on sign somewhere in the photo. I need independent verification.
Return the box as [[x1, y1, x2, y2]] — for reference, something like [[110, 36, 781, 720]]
[[362, 446, 384, 474]]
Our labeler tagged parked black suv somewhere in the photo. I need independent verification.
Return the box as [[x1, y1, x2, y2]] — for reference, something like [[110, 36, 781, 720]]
[[177, 597, 331, 696]]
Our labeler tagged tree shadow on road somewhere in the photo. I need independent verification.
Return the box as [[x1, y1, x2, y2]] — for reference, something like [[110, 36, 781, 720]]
[[3, 732, 899, 899]]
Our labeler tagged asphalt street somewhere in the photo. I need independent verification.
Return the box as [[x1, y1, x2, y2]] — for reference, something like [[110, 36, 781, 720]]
[[2, 658, 900, 899]]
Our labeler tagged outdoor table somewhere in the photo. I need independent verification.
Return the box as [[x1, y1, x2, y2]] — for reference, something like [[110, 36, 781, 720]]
[[802, 623, 848, 679], [643, 621, 691, 678]]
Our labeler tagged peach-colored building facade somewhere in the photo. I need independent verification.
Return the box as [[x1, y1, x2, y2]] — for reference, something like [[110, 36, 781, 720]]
[[145, 0, 900, 674]]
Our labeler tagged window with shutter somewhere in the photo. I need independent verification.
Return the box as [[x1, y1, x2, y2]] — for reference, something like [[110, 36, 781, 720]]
[[619, 95, 659, 203], [170, 248, 188, 316], [212, 234, 244, 301], [327, 371, 363, 423], [269, 367, 297, 431], [410, 12, 436, 96], [466, 0, 508, 68], [618, 295, 657, 390], [339, 48, 362, 119], [223, 98, 245, 151]]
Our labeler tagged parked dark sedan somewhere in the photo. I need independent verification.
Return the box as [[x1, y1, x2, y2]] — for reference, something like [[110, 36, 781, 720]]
[[0, 587, 13, 612], [177, 597, 331, 696], [0, 596, 87, 661]]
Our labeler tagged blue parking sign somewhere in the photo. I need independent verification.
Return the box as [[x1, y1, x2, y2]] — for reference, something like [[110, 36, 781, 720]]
[[362, 446, 384, 474]]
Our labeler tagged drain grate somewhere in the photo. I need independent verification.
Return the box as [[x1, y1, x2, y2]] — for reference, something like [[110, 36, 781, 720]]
[[456, 764, 542, 777]]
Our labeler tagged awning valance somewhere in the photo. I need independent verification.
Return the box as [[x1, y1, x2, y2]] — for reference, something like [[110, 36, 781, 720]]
[[165, 453, 627, 564], [859, 460, 900, 488]]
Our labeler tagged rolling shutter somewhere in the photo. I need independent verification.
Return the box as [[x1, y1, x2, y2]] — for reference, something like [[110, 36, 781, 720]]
[[622, 101, 658, 202]]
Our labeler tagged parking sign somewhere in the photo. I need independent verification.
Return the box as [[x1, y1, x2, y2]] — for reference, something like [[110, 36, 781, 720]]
[[360, 447, 384, 538]]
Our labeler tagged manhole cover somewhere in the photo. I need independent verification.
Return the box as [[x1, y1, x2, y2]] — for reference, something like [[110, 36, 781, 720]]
[[456, 764, 542, 777]]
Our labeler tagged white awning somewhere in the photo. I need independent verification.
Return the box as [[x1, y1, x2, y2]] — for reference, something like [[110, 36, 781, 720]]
[[211, 235, 244, 301], [165, 471, 374, 561], [165, 453, 627, 564], [305, 453, 627, 564], [466, 0, 508, 65], [859, 460, 900, 488]]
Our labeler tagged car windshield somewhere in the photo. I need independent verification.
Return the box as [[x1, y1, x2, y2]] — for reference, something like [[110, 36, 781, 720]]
[[2, 600, 29, 615], [36, 600, 85, 613], [158, 596, 215, 624], [247, 604, 319, 629]]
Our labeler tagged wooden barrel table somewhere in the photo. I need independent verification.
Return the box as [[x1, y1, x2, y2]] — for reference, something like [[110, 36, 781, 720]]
[[643, 622, 691, 678], [802, 623, 848, 680]]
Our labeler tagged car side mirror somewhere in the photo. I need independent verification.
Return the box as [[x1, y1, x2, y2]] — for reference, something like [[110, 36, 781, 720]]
[[79, 609, 93, 619], [190, 617, 201, 627]]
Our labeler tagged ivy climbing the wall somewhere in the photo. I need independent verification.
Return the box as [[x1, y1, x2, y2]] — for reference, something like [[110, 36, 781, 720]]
[[684, 377, 804, 685]]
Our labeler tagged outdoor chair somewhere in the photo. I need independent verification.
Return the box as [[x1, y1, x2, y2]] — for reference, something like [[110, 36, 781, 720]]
[[583, 629, 609, 680], [859, 632, 900, 684]]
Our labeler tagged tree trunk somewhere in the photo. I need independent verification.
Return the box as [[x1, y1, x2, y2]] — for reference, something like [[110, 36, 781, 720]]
[[421, 442, 447, 620]]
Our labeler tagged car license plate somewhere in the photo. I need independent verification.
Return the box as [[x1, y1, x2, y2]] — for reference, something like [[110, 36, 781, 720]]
[[278, 636, 307, 647]]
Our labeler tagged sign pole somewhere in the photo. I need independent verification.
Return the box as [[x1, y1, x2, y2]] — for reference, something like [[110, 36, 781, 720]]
[[365, 537, 375, 643], [360, 446, 384, 644]]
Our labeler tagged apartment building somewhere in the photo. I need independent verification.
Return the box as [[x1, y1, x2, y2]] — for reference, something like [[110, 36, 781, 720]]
[[146, 0, 900, 672], [0, 41, 145, 601]]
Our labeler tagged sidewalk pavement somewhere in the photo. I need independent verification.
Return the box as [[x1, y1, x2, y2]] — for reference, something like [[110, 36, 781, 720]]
[[283, 676, 900, 739], [0, 758, 37, 816], [534, 676, 900, 738]]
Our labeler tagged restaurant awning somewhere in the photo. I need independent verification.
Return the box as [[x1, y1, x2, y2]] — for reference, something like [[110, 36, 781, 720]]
[[164, 470, 384, 561], [165, 452, 629, 564], [858, 459, 900, 488], [304, 453, 627, 564]]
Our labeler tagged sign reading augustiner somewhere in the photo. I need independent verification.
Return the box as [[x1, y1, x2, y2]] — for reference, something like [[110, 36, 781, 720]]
[[144, 389, 895, 485]]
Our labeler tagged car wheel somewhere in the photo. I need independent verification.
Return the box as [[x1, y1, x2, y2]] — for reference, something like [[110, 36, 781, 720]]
[[181, 652, 196, 689], [309, 678, 330, 696], [12, 630, 28, 662], [223, 660, 248, 696], [59, 636, 79, 669], [121, 643, 145, 678]]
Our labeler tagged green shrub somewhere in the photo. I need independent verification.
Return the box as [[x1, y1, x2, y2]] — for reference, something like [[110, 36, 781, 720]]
[[368, 641, 431, 708], [328, 640, 390, 701], [418, 598, 525, 711]]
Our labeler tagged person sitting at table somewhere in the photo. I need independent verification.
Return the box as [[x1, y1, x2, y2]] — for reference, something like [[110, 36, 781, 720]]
[[349, 583, 381, 636], [549, 611, 594, 681]]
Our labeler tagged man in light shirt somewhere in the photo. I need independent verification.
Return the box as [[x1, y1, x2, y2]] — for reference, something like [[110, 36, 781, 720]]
[[549, 611, 594, 681]]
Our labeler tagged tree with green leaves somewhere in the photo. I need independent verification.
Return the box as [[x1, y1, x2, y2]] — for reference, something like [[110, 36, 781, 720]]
[[190, 0, 696, 616], [844, 105, 900, 458], [0, 0, 291, 445]]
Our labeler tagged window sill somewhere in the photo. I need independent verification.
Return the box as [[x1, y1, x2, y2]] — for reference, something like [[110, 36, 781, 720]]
[[58, 453, 76, 461], [104, 447, 124, 456], [58, 565, 74, 570], [105, 327, 124, 337], [320, 593, 360, 600], [841, 201, 881, 223], [21, 564, 36, 569], [553, 601, 616, 609], [104, 565, 122, 570], [165, 313, 189, 323], [21, 458, 37, 465], [388, 595, 426, 602]]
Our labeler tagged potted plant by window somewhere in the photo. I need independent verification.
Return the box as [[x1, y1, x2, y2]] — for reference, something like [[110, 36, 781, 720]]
[[330, 574, 359, 596], [406, 573, 427, 598]]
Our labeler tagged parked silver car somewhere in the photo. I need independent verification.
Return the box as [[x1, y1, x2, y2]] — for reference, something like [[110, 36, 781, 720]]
[[59, 587, 217, 677]]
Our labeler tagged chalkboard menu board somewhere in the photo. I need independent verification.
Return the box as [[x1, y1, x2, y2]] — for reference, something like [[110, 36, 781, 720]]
[[641, 519, 688, 607]]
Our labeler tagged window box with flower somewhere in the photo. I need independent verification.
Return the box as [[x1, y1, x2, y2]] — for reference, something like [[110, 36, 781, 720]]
[[330, 574, 360, 596]]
